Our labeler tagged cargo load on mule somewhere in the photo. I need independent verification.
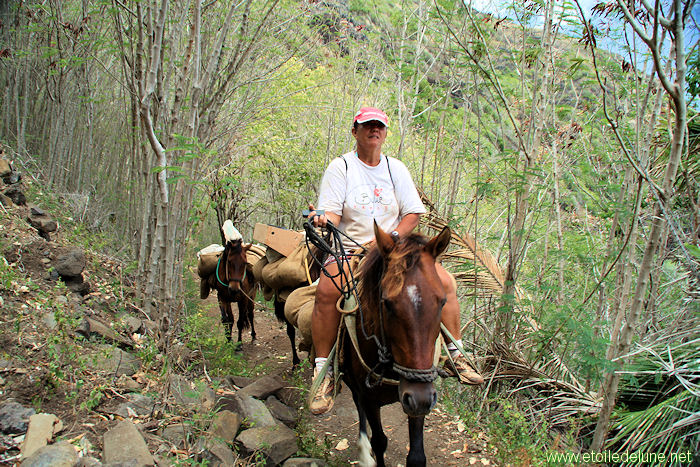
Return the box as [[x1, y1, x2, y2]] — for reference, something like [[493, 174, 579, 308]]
[[249, 223, 328, 366]]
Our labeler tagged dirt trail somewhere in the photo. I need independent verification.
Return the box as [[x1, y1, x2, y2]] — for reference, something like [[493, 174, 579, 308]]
[[203, 297, 496, 466]]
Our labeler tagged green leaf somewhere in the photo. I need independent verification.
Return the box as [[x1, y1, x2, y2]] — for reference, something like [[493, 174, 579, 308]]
[[685, 243, 700, 260]]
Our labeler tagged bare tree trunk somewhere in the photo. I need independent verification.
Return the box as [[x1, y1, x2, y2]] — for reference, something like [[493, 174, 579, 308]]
[[591, 0, 690, 449]]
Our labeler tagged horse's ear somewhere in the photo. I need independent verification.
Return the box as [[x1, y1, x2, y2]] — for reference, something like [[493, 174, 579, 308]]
[[374, 221, 394, 256], [426, 226, 451, 259], [242, 242, 252, 252]]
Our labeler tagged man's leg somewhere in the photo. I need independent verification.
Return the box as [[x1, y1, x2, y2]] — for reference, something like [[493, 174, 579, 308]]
[[311, 262, 343, 359], [436, 263, 484, 385], [309, 261, 345, 414]]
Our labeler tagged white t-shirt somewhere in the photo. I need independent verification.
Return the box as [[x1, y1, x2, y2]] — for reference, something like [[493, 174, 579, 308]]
[[316, 151, 427, 251]]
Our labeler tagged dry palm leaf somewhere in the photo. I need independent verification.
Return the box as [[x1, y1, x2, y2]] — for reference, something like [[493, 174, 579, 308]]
[[419, 190, 504, 296]]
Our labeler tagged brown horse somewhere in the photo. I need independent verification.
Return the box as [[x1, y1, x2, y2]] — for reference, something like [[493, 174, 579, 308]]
[[341, 223, 451, 467], [203, 237, 256, 344]]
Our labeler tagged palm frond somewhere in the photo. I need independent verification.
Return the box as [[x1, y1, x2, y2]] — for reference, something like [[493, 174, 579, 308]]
[[606, 338, 700, 460], [419, 189, 505, 295]]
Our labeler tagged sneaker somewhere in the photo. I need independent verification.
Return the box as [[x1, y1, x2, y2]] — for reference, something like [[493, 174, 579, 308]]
[[443, 354, 484, 385], [309, 368, 336, 415]]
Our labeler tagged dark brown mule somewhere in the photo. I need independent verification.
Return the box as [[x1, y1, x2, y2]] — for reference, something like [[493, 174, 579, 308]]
[[341, 223, 451, 467], [204, 238, 256, 344]]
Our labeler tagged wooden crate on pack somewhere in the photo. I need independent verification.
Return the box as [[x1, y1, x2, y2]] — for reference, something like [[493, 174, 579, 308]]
[[253, 223, 304, 257]]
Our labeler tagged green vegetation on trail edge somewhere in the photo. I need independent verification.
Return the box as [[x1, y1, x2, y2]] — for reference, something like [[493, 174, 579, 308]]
[[438, 379, 579, 466]]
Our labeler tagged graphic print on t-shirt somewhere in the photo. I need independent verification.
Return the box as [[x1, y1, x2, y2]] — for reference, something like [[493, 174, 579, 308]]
[[349, 183, 395, 216]]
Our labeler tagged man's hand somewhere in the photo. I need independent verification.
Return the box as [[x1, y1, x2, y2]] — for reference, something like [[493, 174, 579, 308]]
[[307, 204, 328, 227]]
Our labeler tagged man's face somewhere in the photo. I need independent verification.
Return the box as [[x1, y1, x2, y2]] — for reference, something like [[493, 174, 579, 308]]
[[352, 120, 387, 148]]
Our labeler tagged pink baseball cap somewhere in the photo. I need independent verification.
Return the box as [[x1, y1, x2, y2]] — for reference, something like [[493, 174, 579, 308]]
[[353, 107, 389, 127]]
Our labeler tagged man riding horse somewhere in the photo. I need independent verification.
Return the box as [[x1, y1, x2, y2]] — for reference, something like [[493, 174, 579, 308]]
[[307, 106, 484, 416]]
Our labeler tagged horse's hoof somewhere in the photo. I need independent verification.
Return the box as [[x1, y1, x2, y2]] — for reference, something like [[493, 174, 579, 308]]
[[232, 341, 243, 352]]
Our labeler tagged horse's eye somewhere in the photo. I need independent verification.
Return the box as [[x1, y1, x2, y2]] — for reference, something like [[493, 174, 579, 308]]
[[439, 297, 446, 309], [382, 299, 395, 314]]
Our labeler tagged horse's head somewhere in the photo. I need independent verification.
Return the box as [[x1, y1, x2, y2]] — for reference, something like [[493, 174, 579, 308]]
[[223, 239, 251, 291], [362, 222, 452, 417]]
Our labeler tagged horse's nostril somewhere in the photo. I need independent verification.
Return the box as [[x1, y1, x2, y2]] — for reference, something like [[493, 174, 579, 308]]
[[402, 392, 416, 412]]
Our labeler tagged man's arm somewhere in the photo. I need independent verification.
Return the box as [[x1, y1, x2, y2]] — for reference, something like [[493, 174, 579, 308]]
[[394, 213, 420, 237]]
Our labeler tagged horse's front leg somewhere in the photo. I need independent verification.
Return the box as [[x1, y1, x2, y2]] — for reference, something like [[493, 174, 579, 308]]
[[363, 399, 387, 467], [351, 392, 377, 467], [406, 415, 427, 467], [219, 299, 233, 342]]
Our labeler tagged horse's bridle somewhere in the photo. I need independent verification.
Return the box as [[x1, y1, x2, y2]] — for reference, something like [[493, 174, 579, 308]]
[[215, 245, 247, 289], [355, 272, 441, 387]]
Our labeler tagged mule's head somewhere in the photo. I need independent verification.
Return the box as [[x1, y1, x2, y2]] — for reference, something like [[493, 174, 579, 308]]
[[223, 239, 251, 291], [373, 222, 451, 417]]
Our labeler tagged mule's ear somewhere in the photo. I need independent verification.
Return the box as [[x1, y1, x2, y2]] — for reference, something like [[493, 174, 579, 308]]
[[426, 226, 451, 258], [374, 221, 394, 256]]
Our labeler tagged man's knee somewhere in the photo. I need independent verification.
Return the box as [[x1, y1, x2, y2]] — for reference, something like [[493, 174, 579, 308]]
[[436, 263, 457, 295], [314, 277, 342, 313]]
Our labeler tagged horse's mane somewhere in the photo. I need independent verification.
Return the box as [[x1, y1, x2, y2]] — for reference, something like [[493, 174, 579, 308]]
[[358, 233, 429, 320]]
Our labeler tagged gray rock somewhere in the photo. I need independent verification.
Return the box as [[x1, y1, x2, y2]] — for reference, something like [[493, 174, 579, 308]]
[[283, 458, 328, 467], [87, 346, 141, 377], [75, 456, 102, 467], [21, 413, 63, 459], [80, 318, 132, 347], [236, 374, 285, 400], [20, 440, 77, 467], [54, 248, 86, 277], [26, 210, 55, 233], [169, 375, 215, 410], [0, 401, 35, 434], [5, 186, 26, 206], [227, 375, 254, 388], [65, 275, 91, 296], [169, 375, 198, 406], [265, 396, 297, 427], [160, 424, 190, 447], [112, 393, 157, 418], [217, 394, 276, 428], [41, 312, 57, 330], [208, 410, 241, 444], [122, 316, 143, 334], [196, 438, 236, 467], [236, 424, 297, 466], [103, 420, 154, 466], [4, 172, 20, 185]]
